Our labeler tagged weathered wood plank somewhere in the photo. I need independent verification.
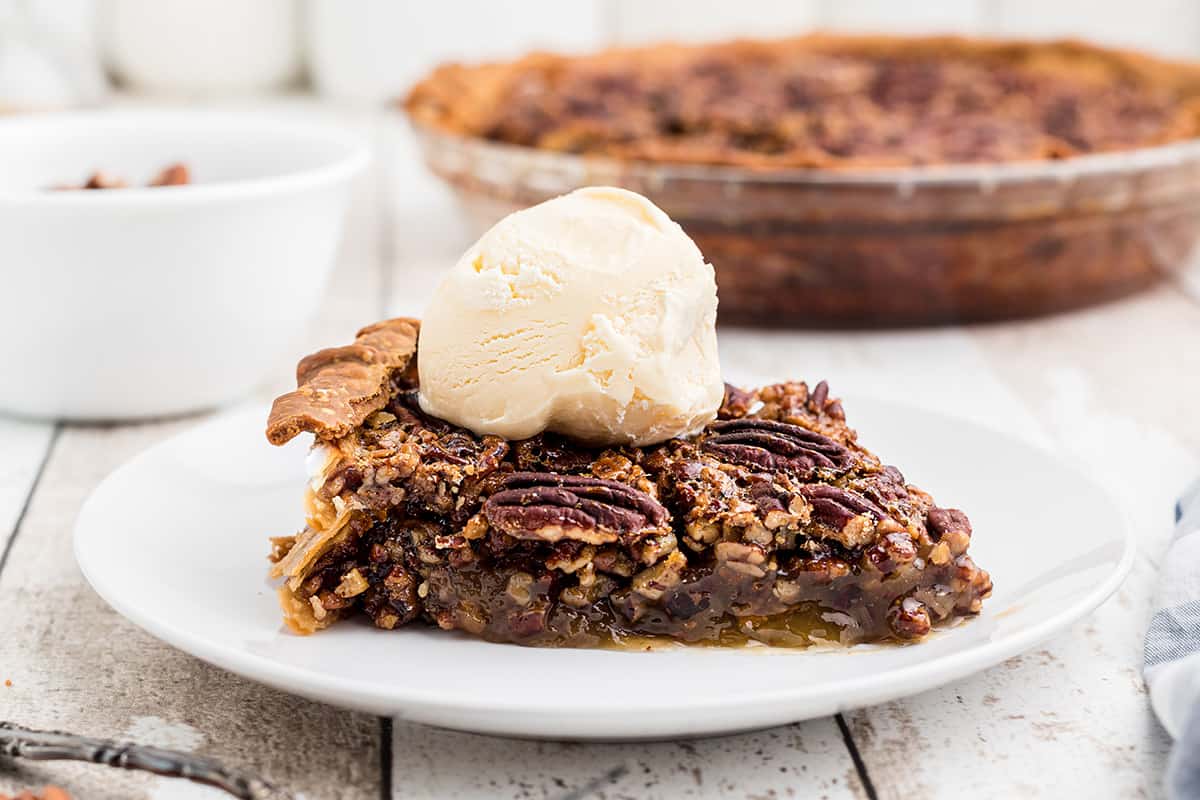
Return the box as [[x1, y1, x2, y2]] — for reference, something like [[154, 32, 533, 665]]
[[0, 420, 56, 555], [390, 720, 866, 800], [973, 286, 1200, 462]]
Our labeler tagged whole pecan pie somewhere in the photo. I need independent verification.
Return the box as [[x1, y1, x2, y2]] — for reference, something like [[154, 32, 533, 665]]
[[265, 318, 991, 647], [405, 35, 1200, 168]]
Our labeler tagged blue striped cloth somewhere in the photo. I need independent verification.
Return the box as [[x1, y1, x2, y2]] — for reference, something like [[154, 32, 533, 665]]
[[1146, 480, 1200, 799]]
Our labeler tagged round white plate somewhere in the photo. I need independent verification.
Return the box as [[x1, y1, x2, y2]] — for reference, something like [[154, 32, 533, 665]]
[[75, 401, 1133, 740]]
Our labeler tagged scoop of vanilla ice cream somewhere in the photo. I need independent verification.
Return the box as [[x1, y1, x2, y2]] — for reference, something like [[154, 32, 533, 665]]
[[417, 186, 723, 446]]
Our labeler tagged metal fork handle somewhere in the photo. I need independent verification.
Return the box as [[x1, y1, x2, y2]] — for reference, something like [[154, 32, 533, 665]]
[[0, 722, 293, 800]]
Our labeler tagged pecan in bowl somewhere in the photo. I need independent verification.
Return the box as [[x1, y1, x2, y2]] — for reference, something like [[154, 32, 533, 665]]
[[52, 162, 191, 191]]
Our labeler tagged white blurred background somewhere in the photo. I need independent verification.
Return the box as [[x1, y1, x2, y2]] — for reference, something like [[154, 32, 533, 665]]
[[3, 0, 1199, 112]]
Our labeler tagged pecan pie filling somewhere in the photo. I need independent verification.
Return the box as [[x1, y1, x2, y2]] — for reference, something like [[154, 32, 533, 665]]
[[266, 318, 991, 648]]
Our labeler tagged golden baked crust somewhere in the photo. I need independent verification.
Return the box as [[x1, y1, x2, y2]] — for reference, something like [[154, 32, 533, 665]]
[[404, 34, 1200, 168], [265, 318, 419, 446]]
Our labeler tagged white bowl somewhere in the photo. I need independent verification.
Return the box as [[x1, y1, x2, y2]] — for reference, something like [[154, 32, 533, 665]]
[[0, 111, 368, 420]]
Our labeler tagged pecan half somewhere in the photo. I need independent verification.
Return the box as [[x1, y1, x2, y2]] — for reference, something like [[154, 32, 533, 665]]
[[703, 418, 854, 477], [484, 472, 669, 545], [927, 506, 973, 556], [926, 507, 972, 539], [861, 465, 909, 505], [887, 595, 932, 640], [800, 484, 888, 548], [801, 484, 886, 527], [809, 380, 829, 410], [719, 382, 758, 418]]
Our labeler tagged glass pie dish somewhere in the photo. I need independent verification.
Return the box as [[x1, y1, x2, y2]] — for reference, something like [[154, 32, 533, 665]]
[[408, 122, 1200, 326], [402, 34, 1200, 326]]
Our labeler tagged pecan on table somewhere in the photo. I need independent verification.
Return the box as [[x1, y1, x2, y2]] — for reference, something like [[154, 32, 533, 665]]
[[483, 472, 669, 546], [703, 418, 854, 478]]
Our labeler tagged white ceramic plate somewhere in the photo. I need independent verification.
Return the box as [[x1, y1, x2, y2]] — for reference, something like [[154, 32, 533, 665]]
[[75, 401, 1134, 740]]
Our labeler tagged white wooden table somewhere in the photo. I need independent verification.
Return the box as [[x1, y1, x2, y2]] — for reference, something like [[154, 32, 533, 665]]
[[1, 99, 1196, 800]]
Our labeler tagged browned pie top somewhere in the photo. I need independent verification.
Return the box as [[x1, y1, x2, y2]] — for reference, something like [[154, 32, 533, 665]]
[[266, 317, 420, 446], [404, 34, 1200, 168]]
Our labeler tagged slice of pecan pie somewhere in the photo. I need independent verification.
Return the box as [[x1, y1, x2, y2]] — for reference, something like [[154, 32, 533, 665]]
[[266, 318, 991, 646]]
